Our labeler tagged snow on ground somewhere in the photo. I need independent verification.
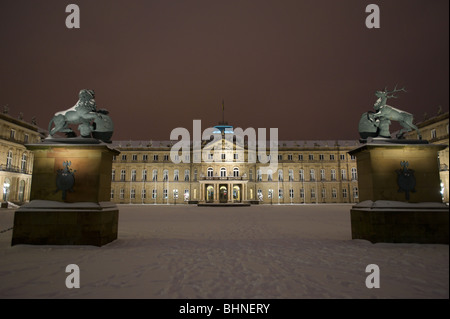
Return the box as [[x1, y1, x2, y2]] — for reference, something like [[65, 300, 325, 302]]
[[0, 204, 448, 299]]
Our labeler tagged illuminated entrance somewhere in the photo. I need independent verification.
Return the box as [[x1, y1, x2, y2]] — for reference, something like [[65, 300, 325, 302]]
[[219, 185, 228, 203], [233, 185, 241, 202], [199, 181, 248, 204], [206, 185, 214, 203]]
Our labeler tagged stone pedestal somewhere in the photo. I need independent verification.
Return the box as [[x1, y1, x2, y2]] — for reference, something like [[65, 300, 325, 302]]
[[348, 139, 448, 244], [11, 138, 120, 246]]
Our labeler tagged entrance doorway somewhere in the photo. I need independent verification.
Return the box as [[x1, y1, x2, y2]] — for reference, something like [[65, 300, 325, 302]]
[[206, 185, 214, 203], [233, 185, 241, 202], [219, 185, 228, 203]]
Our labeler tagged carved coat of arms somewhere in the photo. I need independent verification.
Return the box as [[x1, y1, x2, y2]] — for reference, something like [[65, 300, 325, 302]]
[[396, 161, 416, 200], [56, 161, 76, 200]]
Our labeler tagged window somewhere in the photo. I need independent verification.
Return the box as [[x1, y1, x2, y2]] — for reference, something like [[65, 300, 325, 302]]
[[24, 134, 29, 143], [341, 169, 347, 180], [299, 169, 304, 182], [208, 153, 214, 160], [153, 154, 159, 161], [184, 189, 189, 201], [173, 189, 178, 199], [21, 153, 27, 171], [113, 155, 117, 161], [164, 154, 169, 161], [111, 169, 115, 181], [331, 169, 336, 181], [163, 169, 168, 181], [233, 167, 239, 177], [174, 154, 180, 162], [184, 154, 190, 162], [278, 189, 283, 199], [131, 170, 136, 182], [340, 154, 345, 160], [300, 188, 305, 199], [141, 189, 146, 199], [278, 154, 282, 161], [120, 169, 126, 181], [249, 169, 253, 181], [342, 188, 348, 198], [267, 170, 273, 181], [310, 169, 315, 181], [120, 189, 124, 199], [320, 169, 326, 181], [121, 154, 127, 161], [257, 169, 262, 181], [288, 169, 294, 181], [350, 155, 356, 160], [152, 189, 157, 199], [221, 153, 226, 160], [289, 188, 294, 199], [322, 188, 326, 199], [309, 154, 314, 160], [330, 154, 335, 160], [163, 189, 168, 199], [220, 167, 227, 177], [332, 188, 337, 199], [319, 154, 324, 160], [6, 150, 13, 168], [184, 169, 190, 181], [298, 154, 303, 161], [268, 189, 274, 199], [234, 153, 238, 160], [194, 169, 197, 181], [351, 168, 357, 180], [278, 169, 283, 182], [110, 189, 114, 199], [257, 189, 262, 198], [174, 170, 179, 181], [142, 169, 147, 181], [353, 187, 359, 199], [152, 169, 158, 181], [311, 188, 316, 198], [143, 154, 148, 161], [207, 167, 214, 177], [10, 129, 15, 140], [431, 129, 437, 139], [130, 189, 136, 199], [132, 154, 138, 161], [288, 154, 293, 161]]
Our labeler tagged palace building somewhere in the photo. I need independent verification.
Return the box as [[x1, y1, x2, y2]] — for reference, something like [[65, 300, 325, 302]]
[[0, 112, 44, 204], [110, 122, 361, 205]]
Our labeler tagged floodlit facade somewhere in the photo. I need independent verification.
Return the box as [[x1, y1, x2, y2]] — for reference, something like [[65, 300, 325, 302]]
[[0, 113, 43, 204], [110, 124, 360, 204]]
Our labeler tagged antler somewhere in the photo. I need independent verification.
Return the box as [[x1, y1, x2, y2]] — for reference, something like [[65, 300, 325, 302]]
[[386, 84, 407, 99]]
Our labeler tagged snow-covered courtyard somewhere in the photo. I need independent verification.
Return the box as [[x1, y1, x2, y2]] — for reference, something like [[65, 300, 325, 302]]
[[0, 204, 448, 299]]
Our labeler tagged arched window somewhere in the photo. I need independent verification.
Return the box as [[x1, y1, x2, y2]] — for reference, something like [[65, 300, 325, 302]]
[[174, 169, 179, 181], [207, 167, 213, 177], [152, 169, 158, 181], [278, 169, 283, 181], [6, 150, 13, 169], [220, 167, 227, 177], [233, 167, 239, 177], [21, 153, 27, 172], [163, 169, 169, 181], [267, 169, 273, 181], [3, 178, 11, 201]]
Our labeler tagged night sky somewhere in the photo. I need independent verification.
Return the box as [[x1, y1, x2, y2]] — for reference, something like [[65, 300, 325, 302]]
[[1, 0, 448, 141]]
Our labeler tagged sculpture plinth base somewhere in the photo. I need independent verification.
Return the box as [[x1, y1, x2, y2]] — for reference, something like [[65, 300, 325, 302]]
[[350, 201, 449, 244], [11, 200, 119, 246], [348, 141, 446, 203], [11, 139, 121, 246]]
